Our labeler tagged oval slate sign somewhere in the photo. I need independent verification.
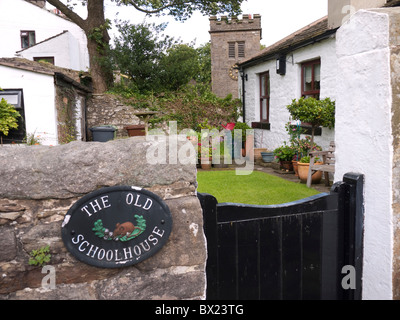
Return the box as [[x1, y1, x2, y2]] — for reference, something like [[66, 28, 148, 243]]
[[61, 186, 172, 268]]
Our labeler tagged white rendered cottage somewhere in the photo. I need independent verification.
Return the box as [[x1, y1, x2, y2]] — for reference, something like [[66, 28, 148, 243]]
[[237, 16, 337, 152], [0, 0, 89, 71], [237, 0, 390, 153], [0, 58, 91, 145]]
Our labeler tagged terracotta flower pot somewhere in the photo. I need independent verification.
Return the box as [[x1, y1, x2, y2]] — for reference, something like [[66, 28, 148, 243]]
[[297, 162, 323, 184], [292, 160, 299, 177], [200, 157, 212, 170], [280, 160, 293, 171]]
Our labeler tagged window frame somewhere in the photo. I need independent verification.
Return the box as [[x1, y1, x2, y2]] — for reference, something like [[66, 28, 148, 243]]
[[20, 30, 36, 49], [0, 89, 26, 143], [259, 71, 270, 123], [34, 57, 55, 65], [301, 59, 321, 99]]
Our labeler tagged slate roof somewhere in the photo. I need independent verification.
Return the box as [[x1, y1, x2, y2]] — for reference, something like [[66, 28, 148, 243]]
[[0, 57, 91, 92], [238, 16, 337, 68]]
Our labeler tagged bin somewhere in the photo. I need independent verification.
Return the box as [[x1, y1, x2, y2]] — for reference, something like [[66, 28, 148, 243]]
[[90, 126, 116, 142]]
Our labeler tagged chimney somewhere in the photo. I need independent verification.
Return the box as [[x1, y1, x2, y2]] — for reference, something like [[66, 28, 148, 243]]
[[328, 0, 387, 29], [27, 1, 46, 9]]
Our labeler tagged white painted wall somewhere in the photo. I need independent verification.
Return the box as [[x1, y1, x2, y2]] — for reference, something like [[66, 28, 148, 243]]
[[0, 65, 58, 145], [17, 31, 84, 71], [243, 37, 337, 152], [0, 0, 89, 71], [335, 9, 393, 300]]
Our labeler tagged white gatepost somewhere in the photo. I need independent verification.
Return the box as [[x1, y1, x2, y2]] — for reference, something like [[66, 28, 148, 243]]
[[335, 8, 400, 300]]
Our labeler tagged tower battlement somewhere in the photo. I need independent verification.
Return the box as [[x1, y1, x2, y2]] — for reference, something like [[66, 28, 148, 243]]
[[209, 14, 262, 33]]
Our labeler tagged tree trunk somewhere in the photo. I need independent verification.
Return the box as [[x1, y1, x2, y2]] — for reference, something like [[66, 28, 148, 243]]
[[86, 36, 112, 93], [46, 0, 112, 93], [85, 0, 113, 93], [310, 125, 316, 154]]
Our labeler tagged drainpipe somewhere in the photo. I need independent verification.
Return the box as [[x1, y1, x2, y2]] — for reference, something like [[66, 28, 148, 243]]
[[240, 68, 247, 123]]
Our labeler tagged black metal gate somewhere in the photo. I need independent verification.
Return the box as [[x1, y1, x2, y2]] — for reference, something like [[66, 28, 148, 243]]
[[198, 173, 364, 300]]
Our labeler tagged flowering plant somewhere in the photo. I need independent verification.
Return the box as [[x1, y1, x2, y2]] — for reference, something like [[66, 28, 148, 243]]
[[273, 144, 296, 162], [291, 136, 321, 160]]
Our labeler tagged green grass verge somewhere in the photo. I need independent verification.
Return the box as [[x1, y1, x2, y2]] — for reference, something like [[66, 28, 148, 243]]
[[197, 169, 320, 205]]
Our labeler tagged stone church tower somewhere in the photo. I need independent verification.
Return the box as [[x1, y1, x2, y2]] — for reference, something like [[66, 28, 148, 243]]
[[209, 14, 262, 99]]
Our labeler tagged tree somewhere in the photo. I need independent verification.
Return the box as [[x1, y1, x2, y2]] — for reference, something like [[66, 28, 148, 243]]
[[159, 44, 200, 91], [46, 0, 244, 93], [195, 42, 211, 85], [113, 21, 178, 92], [286, 97, 335, 150]]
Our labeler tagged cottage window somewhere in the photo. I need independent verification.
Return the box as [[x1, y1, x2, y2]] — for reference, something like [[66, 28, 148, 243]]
[[260, 72, 270, 123], [21, 31, 36, 49], [301, 59, 320, 99], [34, 57, 55, 65], [0, 90, 26, 144]]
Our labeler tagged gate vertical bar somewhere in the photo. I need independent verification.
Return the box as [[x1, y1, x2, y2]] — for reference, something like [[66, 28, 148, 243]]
[[343, 173, 365, 300]]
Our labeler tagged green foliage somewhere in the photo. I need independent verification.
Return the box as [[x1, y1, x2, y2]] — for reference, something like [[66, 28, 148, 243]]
[[112, 21, 212, 94], [286, 97, 335, 148], [299, 156, 321, 163], [286, 97, 335, 130], [273, 144, 296, 162], [233, 121, 251, 143], [291, 136, 322, 160], [28, 245, 51, 267], [117, 0, 243, 21], [108, 84, 241, 131], [88, 19, 112, 54], [112, 21, 179, 93], [0, 98, 20, 137], [195, 42, 211, 84], [159, 44, 200, 91]]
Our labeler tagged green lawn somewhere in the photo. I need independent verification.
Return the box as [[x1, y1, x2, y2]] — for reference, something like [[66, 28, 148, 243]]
[[197, 169, 320, 205]]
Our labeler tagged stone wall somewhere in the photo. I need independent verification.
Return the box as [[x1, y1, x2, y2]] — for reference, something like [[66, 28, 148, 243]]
[[0, 137, 206, 300], [86, 94, 143, 140]]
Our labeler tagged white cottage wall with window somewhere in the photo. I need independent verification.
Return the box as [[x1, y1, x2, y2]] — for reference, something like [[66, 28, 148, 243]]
[[0, 65, 58, 145], [242, 37, 337, 152], [0, 0, 89, 71], [17, 31, 83, 71]]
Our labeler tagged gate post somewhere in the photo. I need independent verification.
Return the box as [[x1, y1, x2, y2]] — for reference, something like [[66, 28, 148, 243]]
[[342, 173, 365, 300], [197, 193, 219, 300]]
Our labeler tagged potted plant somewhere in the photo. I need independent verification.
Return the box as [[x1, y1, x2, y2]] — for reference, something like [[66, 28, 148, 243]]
[[198, 131, 213, 170], [213, 138, 232, 168], [261, 151, 275, 163], [286, 97, 335, 148], [273, 144, 296, 171], [233, 121, 252, 158], [0, 97, 20, 145], [297, 156, 323, 184], [285, 121, 305, 176]]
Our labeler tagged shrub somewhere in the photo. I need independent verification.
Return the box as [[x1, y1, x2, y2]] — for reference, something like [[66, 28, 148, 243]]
[[0, 98, 20, 143]]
